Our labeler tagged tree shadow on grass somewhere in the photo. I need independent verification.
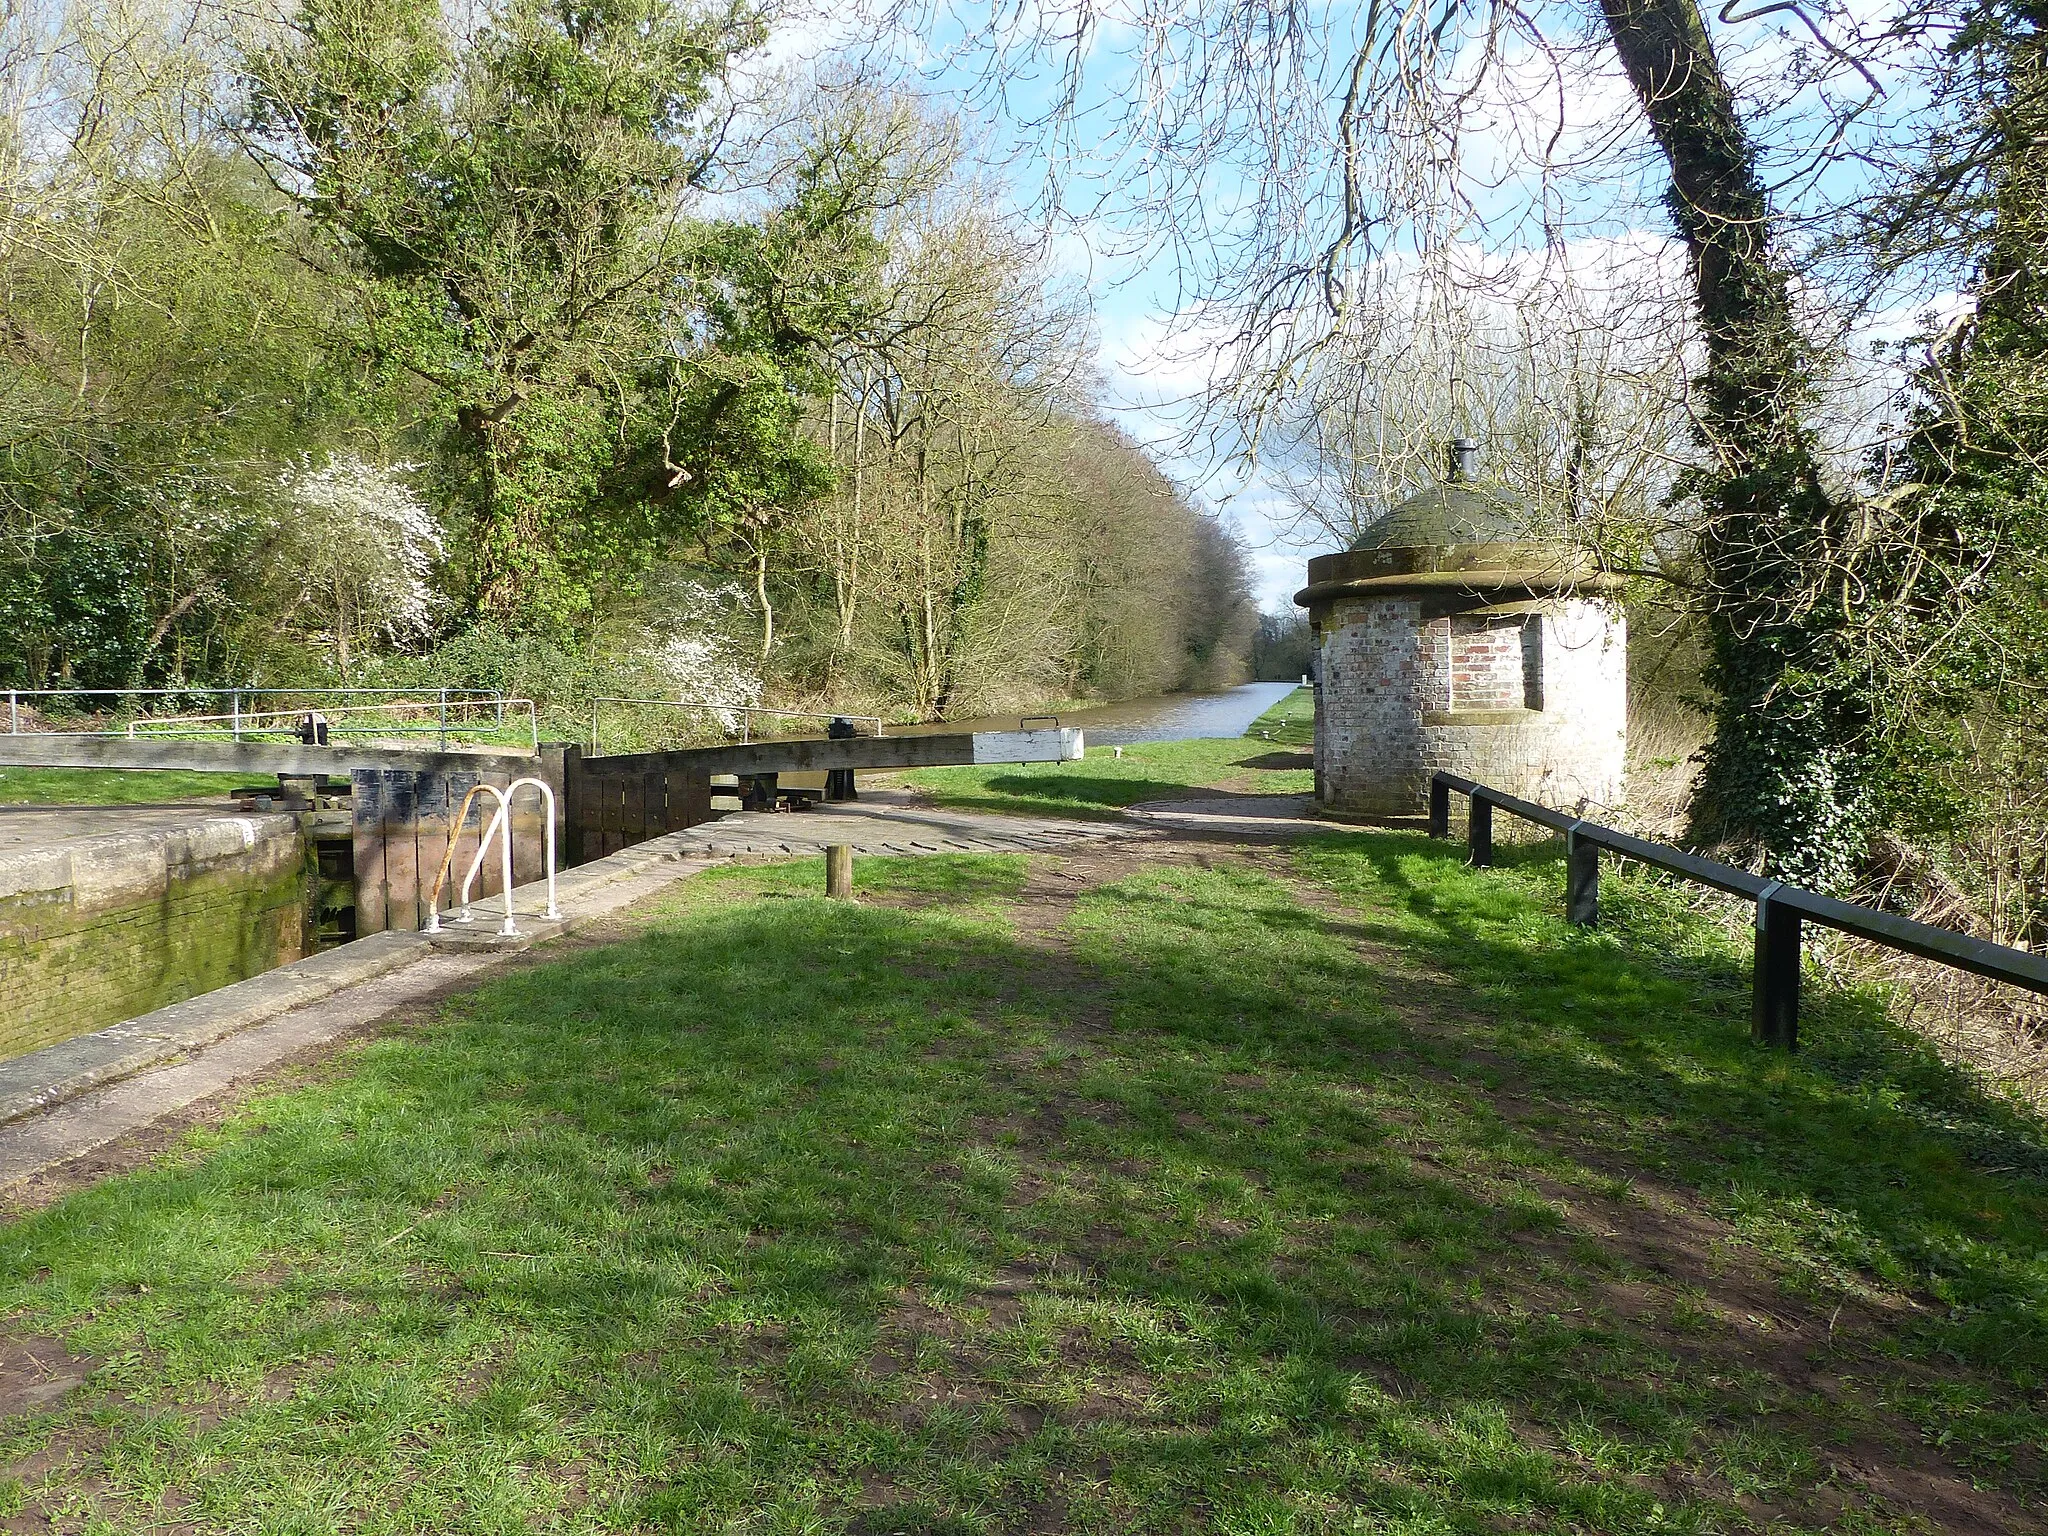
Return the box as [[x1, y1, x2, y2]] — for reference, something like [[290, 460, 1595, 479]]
[[917, 773, 1201, 819], [0, 857, 2042, 1533], [1231, 750, 1314, 771], [1275, 830, 2048, 1372]]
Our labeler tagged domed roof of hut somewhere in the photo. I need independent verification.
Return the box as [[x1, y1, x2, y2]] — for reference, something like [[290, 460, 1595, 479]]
[[1348, 481, 1542, 552]]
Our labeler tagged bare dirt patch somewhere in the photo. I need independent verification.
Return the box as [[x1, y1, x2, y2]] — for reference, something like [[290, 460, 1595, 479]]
[[0, 1337, 94, 1418]]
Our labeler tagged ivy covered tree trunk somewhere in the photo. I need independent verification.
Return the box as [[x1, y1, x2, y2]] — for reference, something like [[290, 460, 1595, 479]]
[[1599, 0, 1879, 887]]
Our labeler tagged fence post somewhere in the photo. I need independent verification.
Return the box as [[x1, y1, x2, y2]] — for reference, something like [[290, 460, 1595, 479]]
[[1467, 791, 1494, 868], [826, 844, 853, 900], [438, 687, 449, 749], [6, 691, 15, 734], [1428, 776, 1450, 839], [1566, 823, 1598, 926], [1752, 882, 1801, 1049], [231, 689, 242, 742]]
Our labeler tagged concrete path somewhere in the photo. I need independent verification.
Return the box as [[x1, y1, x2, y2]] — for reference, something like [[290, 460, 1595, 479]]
[[634, 787, 1148, 858], [1125, 793, 1325, 836], [0, 794, 1142, 1193]]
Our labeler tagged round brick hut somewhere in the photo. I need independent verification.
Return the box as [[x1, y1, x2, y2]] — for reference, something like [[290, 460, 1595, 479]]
[[1295, 443, 1627, 818]]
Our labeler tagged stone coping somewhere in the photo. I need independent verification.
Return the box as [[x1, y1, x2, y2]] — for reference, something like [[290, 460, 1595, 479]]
[[1294, 566, 1627, 607], [1307, 540, 1573, 583], [0, 931, 431, 1127], [0, 812, 300, 905]]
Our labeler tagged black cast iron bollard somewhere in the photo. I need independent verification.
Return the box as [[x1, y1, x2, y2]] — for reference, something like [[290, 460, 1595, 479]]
[[825, 717, 857, 801]]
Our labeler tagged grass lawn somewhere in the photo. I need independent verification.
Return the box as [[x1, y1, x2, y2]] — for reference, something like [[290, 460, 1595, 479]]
[[0, 831, 2042, 1532], [0, 766, 248, 806], [898, 687, 1314, 819]]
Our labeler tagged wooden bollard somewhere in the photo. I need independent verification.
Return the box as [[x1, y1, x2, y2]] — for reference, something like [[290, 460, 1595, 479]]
[[826, 844, 853, 900]]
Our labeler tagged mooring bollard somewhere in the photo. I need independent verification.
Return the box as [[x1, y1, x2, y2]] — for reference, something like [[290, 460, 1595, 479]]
[[826, 844, 853, 900]]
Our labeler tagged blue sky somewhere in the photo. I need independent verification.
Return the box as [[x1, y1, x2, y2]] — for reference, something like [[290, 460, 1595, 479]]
[[749, 0, 1952, 612]]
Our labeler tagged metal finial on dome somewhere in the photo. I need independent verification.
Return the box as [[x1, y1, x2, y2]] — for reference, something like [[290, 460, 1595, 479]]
[[1447, 438, 1480, 483]]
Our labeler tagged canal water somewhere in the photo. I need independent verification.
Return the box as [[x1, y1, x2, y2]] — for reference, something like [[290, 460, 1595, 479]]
[[900, 682, 1304, 746]]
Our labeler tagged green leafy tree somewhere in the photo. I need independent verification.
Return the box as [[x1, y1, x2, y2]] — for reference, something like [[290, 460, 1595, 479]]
[[1, 104, 342, 687], [658, 129, 905, 659], [243, 0, 771, 627]]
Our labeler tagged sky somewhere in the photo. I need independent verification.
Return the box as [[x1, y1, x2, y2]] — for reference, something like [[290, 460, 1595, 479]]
[[745, 0, 1955, 614]]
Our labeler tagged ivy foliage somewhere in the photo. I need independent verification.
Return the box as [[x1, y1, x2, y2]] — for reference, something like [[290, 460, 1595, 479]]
[[1593, 0, 1888, 886], [1682, 0, 2048, 900], [1877, 4, 2048, 902]]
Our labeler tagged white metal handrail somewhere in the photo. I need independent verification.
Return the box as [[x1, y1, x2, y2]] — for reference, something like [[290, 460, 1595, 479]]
[[427, 783, 512, 935], [122, 697, 532, 750], [589, 696, 884, 752], [424, 777, 560, 938], [4, 686, 535, 750]]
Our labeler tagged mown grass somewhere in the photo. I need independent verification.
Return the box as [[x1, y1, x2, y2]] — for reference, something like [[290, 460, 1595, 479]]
[[0, 766, 248, 805], [901, 687, 1315, 819], [0, 833, 2042, 1533]]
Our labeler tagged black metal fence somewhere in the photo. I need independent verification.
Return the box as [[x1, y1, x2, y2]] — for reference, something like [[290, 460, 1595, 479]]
[[1429, 772, 2048, 1050]]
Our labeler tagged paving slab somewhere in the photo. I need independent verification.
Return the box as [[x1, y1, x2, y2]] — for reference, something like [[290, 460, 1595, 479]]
[[630, 789, 1146, 859], [0, 802, 237, 856]]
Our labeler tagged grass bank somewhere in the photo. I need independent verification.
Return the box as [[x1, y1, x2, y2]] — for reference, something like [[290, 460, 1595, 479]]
[[899, 687, 1314, 818], [0, 829, 2042, 1532], [0, 766, 247, 806]]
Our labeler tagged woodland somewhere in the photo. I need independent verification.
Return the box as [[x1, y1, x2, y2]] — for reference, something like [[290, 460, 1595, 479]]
[[0, 0, 1257, 732]]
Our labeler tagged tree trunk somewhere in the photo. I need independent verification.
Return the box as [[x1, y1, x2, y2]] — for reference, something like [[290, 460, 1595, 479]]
[[754, 540, 775, 664], [840, 399, 866, 656], [1599, 0, 1875, 887]]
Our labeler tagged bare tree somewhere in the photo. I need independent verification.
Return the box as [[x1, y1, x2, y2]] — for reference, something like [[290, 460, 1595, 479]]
[[1263, 252, 1696, 570], [849, 0, 1969, 881], [799, 165, 1095, 714]]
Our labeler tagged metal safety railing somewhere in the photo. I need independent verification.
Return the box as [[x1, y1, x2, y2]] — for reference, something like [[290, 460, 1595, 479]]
[[4, 687, 537, 751], [423, 777, 560, 938], [1429, 771, 2048, 1050], [588, 696, 884, 753]]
